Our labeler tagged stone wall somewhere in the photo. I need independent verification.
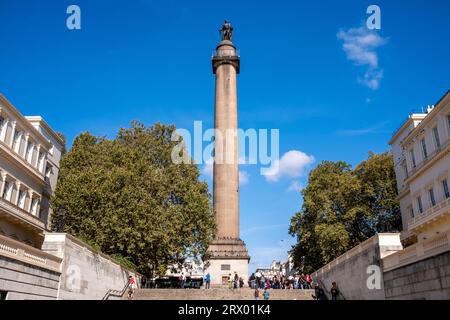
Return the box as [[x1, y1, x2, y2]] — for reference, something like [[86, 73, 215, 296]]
[[42, 233, 140, 300], [383, 250, 450, 300], [311, 233, 403, 300], [0, 255, 60, 300]]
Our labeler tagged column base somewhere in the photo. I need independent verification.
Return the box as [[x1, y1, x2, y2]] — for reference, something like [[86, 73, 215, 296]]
[[204, 238, 250, 286]]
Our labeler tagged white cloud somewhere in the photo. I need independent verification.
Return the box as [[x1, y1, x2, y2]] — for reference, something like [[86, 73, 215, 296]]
[[287, 180, 304, 192], [202, 159, 214, 178], [262, 150, 315, 182], [239, 171, 250, 186], [337, 26, 387, 90]]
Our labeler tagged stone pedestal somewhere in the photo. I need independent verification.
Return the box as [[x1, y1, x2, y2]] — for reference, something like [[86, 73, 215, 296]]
[[204, 238, 249, 286]]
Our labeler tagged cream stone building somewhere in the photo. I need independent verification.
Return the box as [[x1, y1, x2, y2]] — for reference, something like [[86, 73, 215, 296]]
[[382, 90, 450, 299], [0, 94, 64, 299], [386, 91, 450, 268]]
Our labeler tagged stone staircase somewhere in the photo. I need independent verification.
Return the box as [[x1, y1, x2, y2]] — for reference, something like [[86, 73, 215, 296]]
[[129, 288, 315, 300]]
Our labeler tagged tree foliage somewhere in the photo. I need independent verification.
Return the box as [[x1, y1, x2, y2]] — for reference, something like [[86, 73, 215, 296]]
[[289, 151, 401, 273], [51, 122, 216, 277]]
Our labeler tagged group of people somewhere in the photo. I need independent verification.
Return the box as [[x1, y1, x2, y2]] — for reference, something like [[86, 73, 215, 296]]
[[248, 272, 313, 290]]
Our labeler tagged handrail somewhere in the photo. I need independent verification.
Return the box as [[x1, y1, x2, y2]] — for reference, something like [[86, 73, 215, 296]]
[[102, 282, 131, 300]]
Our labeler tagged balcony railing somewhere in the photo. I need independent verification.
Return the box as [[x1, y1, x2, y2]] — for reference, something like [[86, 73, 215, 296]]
[[0, 233, 61, 272], [383, 230, 450, 272], [0, 196, 46, 230], [408, 197, 450, 231]]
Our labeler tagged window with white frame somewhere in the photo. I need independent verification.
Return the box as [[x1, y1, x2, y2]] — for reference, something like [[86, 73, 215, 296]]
[[443, 179, 450, 199], [433, 127, 441, 149], [421, 138, 428, 159], [2, 181, 13, 201], [428, 187, 436, 207], [417, 195, 423, 214], [31, 198, 39, 216], [26, 143, 33, 163], [12, 130, 21, 153], [408, 205, 414, 218], [18, 190, 26, 209], [38, 152, 45, 172], [410, 149, 416, 168], [447, 114, 450, 133]]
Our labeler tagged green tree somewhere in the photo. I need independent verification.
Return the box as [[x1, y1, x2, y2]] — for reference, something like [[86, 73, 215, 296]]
[[51, 122, 216, 277], [289, 152, 400, 273]]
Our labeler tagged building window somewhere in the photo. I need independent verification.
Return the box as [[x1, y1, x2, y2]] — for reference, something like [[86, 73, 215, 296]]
[[429, 188, 436, 207], [31, 198, 39, 216], [26, 144, 33, 163], [18, 190, 26, 209], [417, 196, 423, 214], [421, 138, 428, 159], [443, 179, 450, 199], [2, 181, 13, 201], [0, 116, 4, 130], [38, 152, 45, 172], [12, 130, 21, 153], [433, 127, 441, 149], [221, 264, 231, 271], [0, 290, 7, 300], [402, 162, 408, 179], [410, 206, 414, 218], [410, 149, 416, 168], [447, 114, 450, 133]]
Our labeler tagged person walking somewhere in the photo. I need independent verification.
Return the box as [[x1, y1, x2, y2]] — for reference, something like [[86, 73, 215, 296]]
[[179, 273, 186, 289], [263, 288, 270, 300], [254, 288, 260, 300], [204, 273, 211, 289], [127, 275, 136, 300], [331, 282, 339, 300], [233, 272, 239, 290]]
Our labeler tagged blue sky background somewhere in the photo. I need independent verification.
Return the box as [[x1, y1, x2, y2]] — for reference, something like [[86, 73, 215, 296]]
[[1, 0, 449, 272]]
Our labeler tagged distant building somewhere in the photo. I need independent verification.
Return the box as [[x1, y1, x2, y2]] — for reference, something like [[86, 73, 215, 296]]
[[255, 255, 296, 278]]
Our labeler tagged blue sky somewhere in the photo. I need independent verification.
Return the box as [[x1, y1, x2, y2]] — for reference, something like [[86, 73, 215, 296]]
[[0, 0, 449, 272]]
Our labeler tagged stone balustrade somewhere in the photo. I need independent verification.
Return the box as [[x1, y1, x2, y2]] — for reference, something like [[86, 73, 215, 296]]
[[0, 233, 61, 272], [408, 197, 450, 231], [383, 230, 450, 272]]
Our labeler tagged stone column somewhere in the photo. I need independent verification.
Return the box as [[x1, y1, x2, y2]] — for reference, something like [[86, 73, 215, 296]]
[[0, 173, 7, 197], [27, 190, 34, 213], [13, 182, 21, 206], [9, 121, 16, 148], [34, 144, 41, 168], [23, 133, 30, 158], [213, 40, 240, 240]]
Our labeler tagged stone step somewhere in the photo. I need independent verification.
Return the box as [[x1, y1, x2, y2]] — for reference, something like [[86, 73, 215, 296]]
[[129, 288, 315, 300]]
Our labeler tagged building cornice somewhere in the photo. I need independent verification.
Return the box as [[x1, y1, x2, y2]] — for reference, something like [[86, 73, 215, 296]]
[[0, 94, 52, 150], [401, 91, 450, 147], [24, 116, 65, 147]]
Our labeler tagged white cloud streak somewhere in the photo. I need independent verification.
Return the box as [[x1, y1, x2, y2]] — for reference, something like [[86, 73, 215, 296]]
[[337, 26, 387, 90]]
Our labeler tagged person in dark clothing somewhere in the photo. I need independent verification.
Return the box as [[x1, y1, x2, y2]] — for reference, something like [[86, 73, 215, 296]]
[[330, 282, 339, 300]]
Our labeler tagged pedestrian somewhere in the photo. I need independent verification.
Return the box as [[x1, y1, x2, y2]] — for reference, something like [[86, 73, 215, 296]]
[[179, 272, 186, 289], [233, 272, 239, 289], [239, 277, 244, 288], [263, 288, 270, 300], [204, 273, 211, 289], [141, 275, 147, 289], [228, 274, 233, 289], [254, 288, 260, 300], [306, 274, 312, 289], [331, 282, 339, 300], [127, 275, 136, 300]]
